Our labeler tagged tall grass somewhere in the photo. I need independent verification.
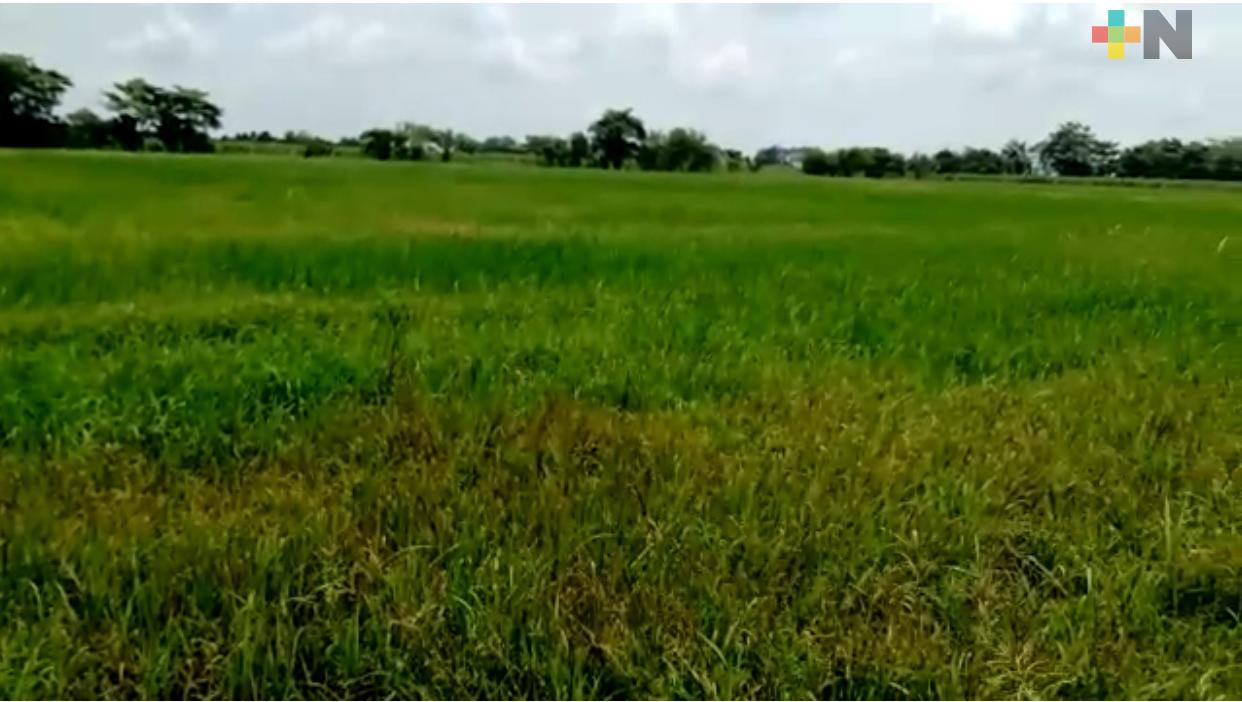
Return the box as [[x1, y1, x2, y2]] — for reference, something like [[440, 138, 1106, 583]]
[[1, 149, 1240, 698]]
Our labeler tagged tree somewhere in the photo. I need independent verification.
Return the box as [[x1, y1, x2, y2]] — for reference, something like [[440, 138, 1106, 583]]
[[65, 108, 110, 149], [360, 126, 426, 161], [1119, 139, 1183, 179], [568, 132, 590, 167], [1001, 140, 1032, 175], [932, 149, 962, 175], [480, 135, 519, 153], [753, 146, 786, 169], [393, 122, 435, 160], [302, 139, 334, 158], [663, 128, 719, 172], [454, 133, 479, 155], [854, 148, 901, 178], [723, 148, 748, 172], [525, 135, 569, 167], [430, 128, 455, 162], [104, 79, 222, 153], [837, 147, 874, 177], [959, 147, 1005, 175], [588, 108, 646, 169], [637, 127, 719, 172], [105, 79, 162, 142], [360, 128, 397, 161], [1181, 141, 1212, 179], [1, 53, 71, 147], [1035, 122, 1117, 177], [801, 148, 833, 176], [1208, 138, 1242, 181], [907, 153, 934, 179], [636, 131, 665, 171]]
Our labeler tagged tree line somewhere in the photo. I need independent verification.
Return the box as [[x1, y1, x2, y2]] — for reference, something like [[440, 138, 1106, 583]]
[[350, 109, 749, 173], [3, 54, 220, 153], [4, 52, 1241, 182], [794, 123, 1242, 182]]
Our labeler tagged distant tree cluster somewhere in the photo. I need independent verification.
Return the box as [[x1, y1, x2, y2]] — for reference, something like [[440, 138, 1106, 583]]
[[3, 54, 221, 153], [793, 123, 1242, 182], [355, 123, 463, 162], [5, 52, 1242, 182], [797, 139, 1035, 180], [357, 108, 731, 173], [1117, 137, 1242, 181]]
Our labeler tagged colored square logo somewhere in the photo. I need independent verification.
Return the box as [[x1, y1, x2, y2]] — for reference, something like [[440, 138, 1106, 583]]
[[1092, 8, 1192, 60]]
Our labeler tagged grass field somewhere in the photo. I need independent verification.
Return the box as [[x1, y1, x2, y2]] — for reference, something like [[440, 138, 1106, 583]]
[[1, 149, 1241, 699]]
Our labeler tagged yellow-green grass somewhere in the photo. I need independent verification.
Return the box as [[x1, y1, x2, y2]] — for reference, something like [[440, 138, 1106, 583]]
[[1, 149, 1241, 698]]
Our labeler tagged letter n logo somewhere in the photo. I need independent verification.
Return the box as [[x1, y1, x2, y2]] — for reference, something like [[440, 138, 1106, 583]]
[[1144, 10, 1192, 59]]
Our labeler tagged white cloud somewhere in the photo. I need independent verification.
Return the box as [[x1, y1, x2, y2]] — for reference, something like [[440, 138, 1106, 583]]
[[475, 6, 583, 82], [686, 42, 751, 89], [931, 2, 1032, 41], [108, 9, 214, 59], [263, 13, 389, 62], [612, 4, 680, 41]]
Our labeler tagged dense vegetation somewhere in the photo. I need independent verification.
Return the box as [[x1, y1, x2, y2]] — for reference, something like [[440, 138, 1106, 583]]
[[1, 150, 1240, 698], [4, 52, 1242, 181]]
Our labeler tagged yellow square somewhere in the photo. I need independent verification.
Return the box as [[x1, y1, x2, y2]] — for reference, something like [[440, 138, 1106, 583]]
[[1108, 42, 1125, 59]]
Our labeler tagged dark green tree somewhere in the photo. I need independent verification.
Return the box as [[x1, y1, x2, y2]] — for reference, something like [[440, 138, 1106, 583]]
[[862, 147, 904, 178], [480, 135, 519, 153], [360, 128, 397, 161], [959, 147, 1005, 175], [837, 147, 874, 177], [1208, 138, 1242, 181], [104, 79, 221, 152], [801, 148, 833, 176], [932, 149, 962, 175], [588, 108, 646, 169], [906, 153, 934, 179], [1001, 140, 1032, 175], [454, 133, 479, 155], [568, 131, 590, 167], [525, 135, 569, 167], [663, 128, 719, 172], [1, 53, 71, 146], [1035, 122, 1117, 177], [64, 109, 111, 149]]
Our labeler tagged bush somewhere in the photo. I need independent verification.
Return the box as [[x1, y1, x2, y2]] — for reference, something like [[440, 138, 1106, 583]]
[[303, 141, 335, 158]]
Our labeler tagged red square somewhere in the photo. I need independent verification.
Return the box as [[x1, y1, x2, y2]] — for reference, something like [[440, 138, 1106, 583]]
[[1091, 25, 1109, 43]]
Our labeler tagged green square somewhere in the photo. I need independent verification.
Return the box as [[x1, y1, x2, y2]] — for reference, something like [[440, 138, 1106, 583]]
[[1108, 26, 1124, 42]]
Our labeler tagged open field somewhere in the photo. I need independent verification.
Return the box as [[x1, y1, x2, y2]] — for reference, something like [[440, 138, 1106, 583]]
[[1, 150, 1241, 698]]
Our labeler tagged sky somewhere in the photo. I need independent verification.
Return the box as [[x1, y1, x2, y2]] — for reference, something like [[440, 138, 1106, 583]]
[[1, 3, 1237, 153]]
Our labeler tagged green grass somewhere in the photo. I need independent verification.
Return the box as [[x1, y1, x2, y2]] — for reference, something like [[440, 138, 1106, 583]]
[[215, 141, 366, 159], [1, 149, 1241, 699]]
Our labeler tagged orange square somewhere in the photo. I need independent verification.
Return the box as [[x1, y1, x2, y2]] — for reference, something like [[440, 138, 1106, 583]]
[[1124, 25, 1141, 43]]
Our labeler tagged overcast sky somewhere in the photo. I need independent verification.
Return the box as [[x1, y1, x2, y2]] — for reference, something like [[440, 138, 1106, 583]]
[[1, 3, 1236, 152]]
